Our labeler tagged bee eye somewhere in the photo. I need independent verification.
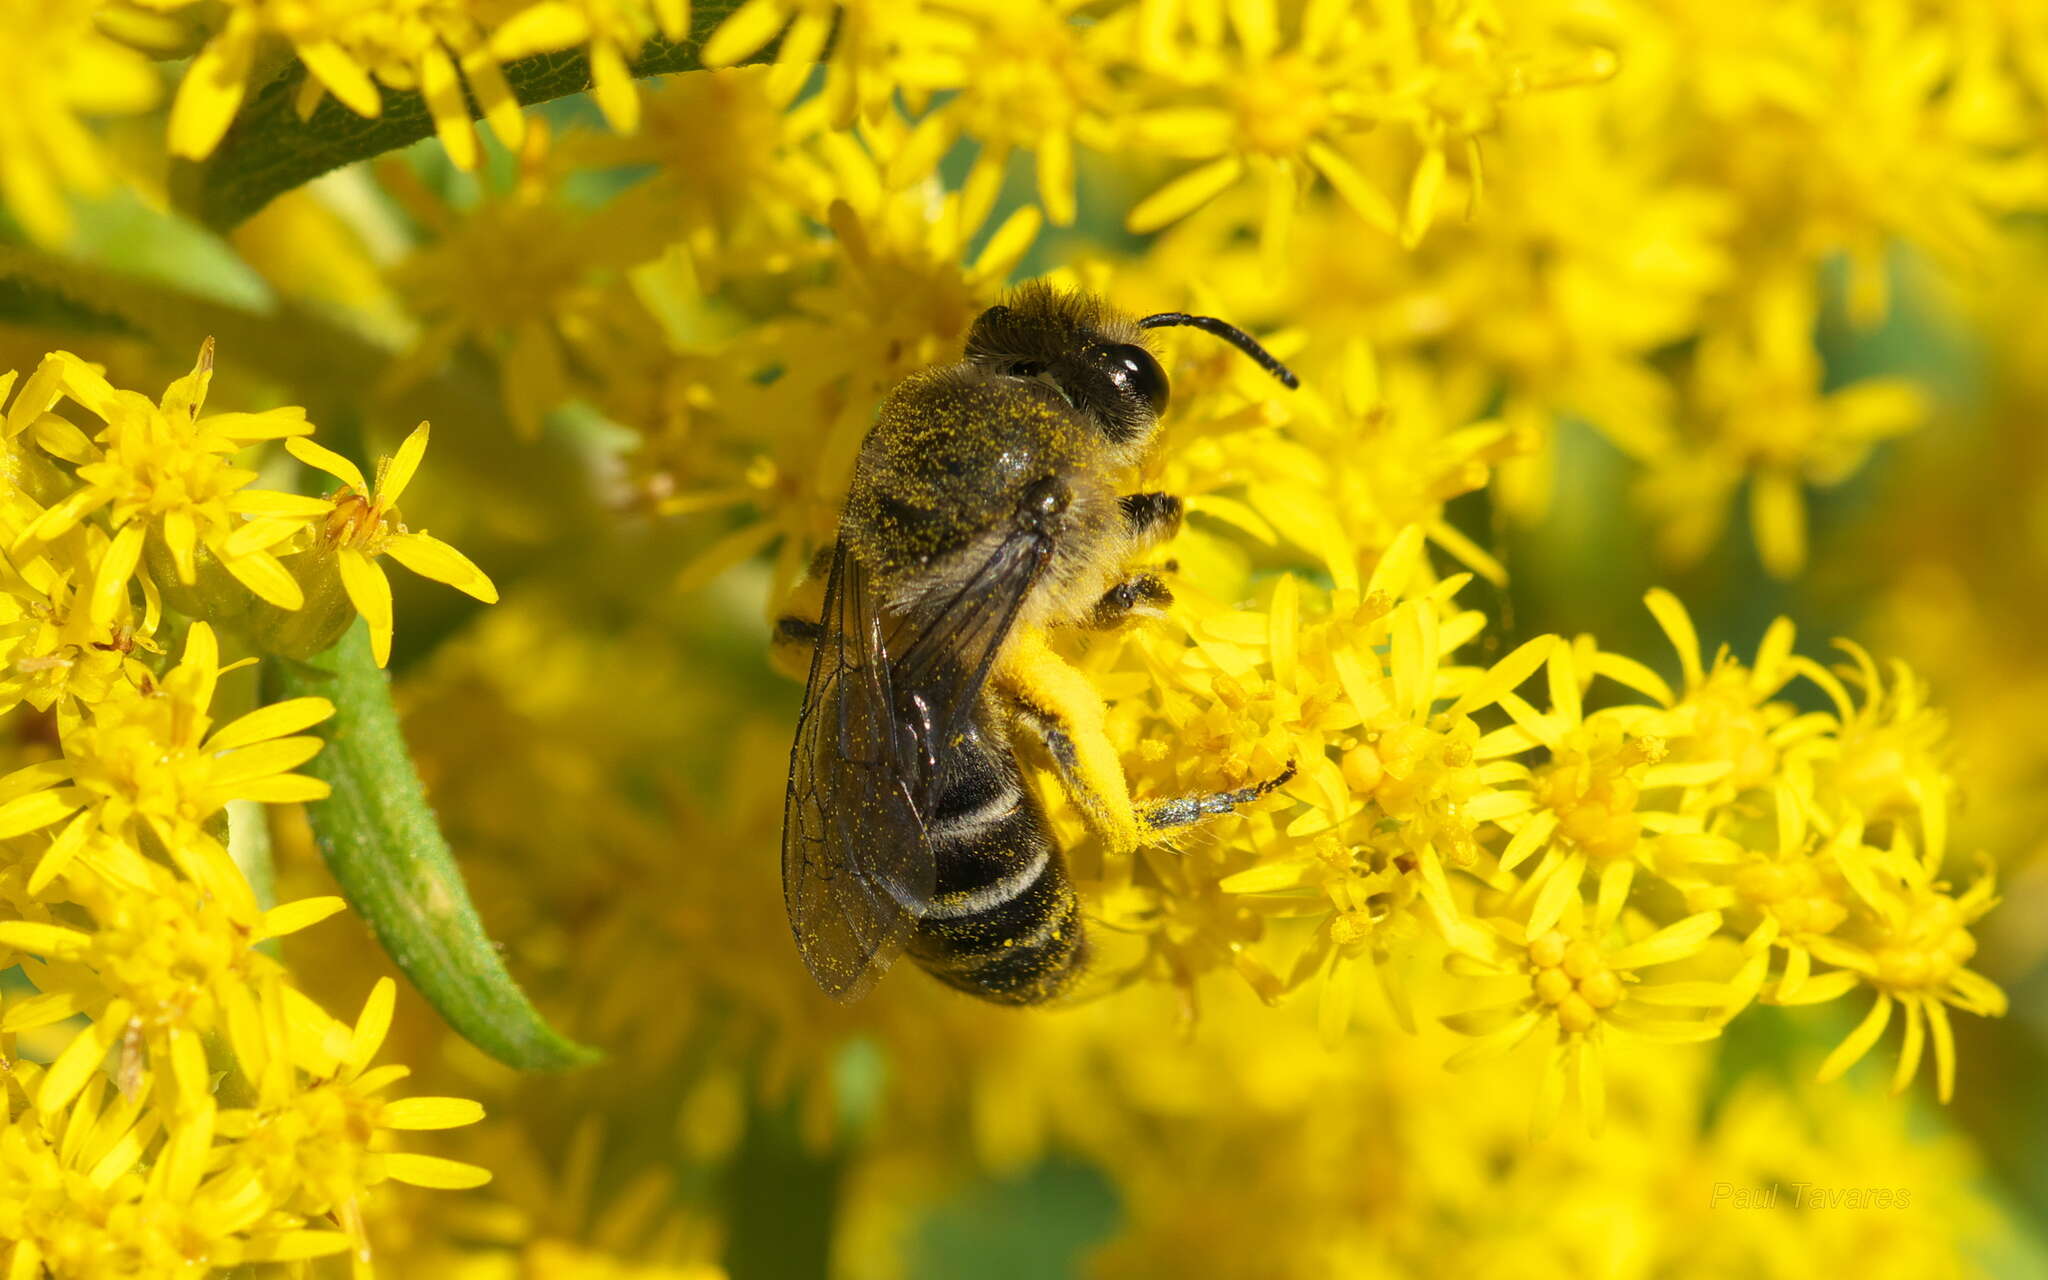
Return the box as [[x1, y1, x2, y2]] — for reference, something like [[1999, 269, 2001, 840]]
[[1009, 361, 1046, 379], [1105, 344, 1169, 417]]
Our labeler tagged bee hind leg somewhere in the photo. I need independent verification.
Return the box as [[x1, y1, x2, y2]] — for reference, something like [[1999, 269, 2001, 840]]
[[998, 632, 1143, 856], [1141, 760, 1298, 832]]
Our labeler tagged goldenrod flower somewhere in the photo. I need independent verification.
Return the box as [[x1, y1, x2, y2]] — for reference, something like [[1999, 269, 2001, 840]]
[[220, 977, 491, 1260], [1444, 902, 1731, 1134], [490, 0, 692, 133], [1597, 589, 1816, 805], [882, 0, 1114, 227], [703, 0, 917, 122], [1122, 0, 1615, 249], [1808, 844, 2005, 1102], [1640, 269, 1929, 576], [165, 0, 526, 170], [5, 343, 317, 621], [0, 1048, 352, 1274], [380, 123, 620, 437], [1672, 784, 1854, 1014], [563, 67, 826, 253], [0, 0, 160, 244], [1475, 639, 1727, 937], [3, 0, 2038, 1267], [1795, 639, 1954, 868], [0, 623, 331, 879], [288, 423, 500, 667], [0, 523, 157, 725]]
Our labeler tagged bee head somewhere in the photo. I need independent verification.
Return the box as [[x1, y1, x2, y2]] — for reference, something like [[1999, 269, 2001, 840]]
[[966, 282, 1298, 451]]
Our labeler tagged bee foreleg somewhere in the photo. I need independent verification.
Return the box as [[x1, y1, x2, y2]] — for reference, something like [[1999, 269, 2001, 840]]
[[996, 631, 1142, 856], [1141, 760, 1298, 831], [1119, 492, 1182, 549], [1087, 572, 1173, 629]]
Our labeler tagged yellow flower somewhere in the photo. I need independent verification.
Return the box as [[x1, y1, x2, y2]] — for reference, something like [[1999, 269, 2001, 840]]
[[561, 66, 825, 253], [1640, 267, 1929, 577], [220, 977, 491, 1260], [1669, 782, 1853, 1015], [0, 0, 160, 244], [1794, 639, 1953, 868], [1122, 0, 1615, 250], [379, 122, 627, 437], [703, 0, 919, 124], [1093, 523, 1565, 1014], [1476, 638, 1728, 937], [490, 0, 692, 134], [1444, 900, 1731, 1134], [164, 0, 526, 170], [1596, 589, 1818, 806], [0, 1040, 352, 1275], [0, 522, 158, 725], [882, 0, 1115, 227], [287, 422, 500, 667], [5, 342, 318, 621], [1808, 843, 2004, 1102], [0, 623, 333, 888]]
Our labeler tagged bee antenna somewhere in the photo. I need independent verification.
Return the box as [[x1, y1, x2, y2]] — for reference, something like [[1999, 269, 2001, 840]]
[[1137, 313, 1300, 389]]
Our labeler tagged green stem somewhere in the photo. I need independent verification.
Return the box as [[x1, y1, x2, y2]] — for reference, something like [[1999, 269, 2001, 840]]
[[225, 799, 281, 959], [264, 620, 598, 1071], [176, 1, 774, 231]]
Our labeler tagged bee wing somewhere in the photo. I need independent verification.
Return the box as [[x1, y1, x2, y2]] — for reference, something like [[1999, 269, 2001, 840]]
[[783, 540, 934, 1001], [783, 524, 1055, 1001], [887, 526, 1056, 813]]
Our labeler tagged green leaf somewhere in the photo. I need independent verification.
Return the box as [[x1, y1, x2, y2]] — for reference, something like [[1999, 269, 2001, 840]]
[[178, 1, 782, 231], [0, 271, 141, 336], [0, 246, 463, 422], [265, 620, 598, 1071]]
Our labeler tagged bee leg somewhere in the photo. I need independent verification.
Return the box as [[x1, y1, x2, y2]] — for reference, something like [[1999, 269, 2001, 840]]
[[1141, 760, 1298, 831], [996, 631, 1142, 856], [1120, 492, 1183, 550], [775, 615, 822, 646], [769, 613, 824, 681], [1087, 572, 1173, 629]]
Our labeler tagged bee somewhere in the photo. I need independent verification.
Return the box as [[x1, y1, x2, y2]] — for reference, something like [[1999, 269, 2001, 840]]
[[780, 283, 1299, 1005]]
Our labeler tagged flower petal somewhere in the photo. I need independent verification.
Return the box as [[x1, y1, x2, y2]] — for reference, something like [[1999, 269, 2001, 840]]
[[383, 532, 498, 603], [379, 1097, 486, 1130], [1817, 992, 1893, 1084], [379, 422, 430, 504], [338, 549, 394, 666], [287, 435, 368, 492], [222, 549, 305, 611], [347, 977, 397, 1076], [375, 1152, 493, 1190], [1607, 910, 1722, 971], [206, 697, 335, 753], [258, 897, 348, 940], [229, 490, 335, 518]]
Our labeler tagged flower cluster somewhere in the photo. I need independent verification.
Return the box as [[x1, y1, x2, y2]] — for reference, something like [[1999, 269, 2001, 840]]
[[10, 1, 2045, 579], [1075, 555, 2002, 1127], [0, 0, 2036, 1273], [0, 352, 495, 1273]]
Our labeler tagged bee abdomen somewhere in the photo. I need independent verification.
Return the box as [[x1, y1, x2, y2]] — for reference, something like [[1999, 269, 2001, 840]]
[[910, 777, 1086, 1006]]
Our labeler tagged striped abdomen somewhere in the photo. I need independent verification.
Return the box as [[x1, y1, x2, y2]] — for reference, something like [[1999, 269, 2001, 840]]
[[908, 717, 1086, 1005]]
